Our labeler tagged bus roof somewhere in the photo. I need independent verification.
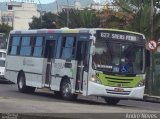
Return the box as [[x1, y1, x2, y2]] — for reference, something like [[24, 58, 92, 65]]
[[10, 28, 144, 36]]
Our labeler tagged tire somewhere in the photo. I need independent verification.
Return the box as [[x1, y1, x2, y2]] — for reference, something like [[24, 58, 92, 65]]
[[61, 79, 77, 100], [27, 86, 36, 94], [17, 73, 35, 93], [54, 91, 62, 98], [104, 97, 120, 105]]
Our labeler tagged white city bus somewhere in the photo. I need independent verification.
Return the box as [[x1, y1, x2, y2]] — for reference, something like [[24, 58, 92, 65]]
[[5, 28, 146, 105]]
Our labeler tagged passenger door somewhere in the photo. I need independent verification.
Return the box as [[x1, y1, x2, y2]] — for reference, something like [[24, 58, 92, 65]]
[[44, 40, 56, 86], [75, 35, 90, 95]]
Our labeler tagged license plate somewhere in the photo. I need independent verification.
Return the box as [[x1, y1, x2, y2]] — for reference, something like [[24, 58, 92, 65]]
[[114, 87, 124, 92]]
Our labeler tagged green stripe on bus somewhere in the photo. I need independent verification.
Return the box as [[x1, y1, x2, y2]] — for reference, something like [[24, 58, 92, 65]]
[[96, 73, 142, 88]]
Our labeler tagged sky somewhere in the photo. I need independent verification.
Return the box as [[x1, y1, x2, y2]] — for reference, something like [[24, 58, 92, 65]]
[[37, 0, 56, 4], [1, 0, 107, 4], [37, 0, 104, 4]]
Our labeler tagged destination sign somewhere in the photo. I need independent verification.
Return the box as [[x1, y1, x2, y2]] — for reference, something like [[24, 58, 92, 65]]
[[96, 30, 145, 44]]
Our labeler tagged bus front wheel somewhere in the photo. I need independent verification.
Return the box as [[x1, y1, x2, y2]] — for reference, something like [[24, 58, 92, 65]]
[[18, 73, 35, 93], [104, 97, 120, 105], [61, 79, 77, 100]]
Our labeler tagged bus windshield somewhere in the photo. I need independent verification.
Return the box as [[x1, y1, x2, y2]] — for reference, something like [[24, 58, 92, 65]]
[[92, 40, 144, 74]]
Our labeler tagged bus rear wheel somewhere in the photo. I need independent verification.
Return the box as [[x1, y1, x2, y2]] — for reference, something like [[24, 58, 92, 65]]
[[18, 73, 35, 93], [104, 97, 120, 105], [61, 79, 77, 100]]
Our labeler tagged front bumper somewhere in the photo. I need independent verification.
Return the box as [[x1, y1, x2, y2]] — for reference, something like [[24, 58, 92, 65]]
[[88, 81, 145, 99]]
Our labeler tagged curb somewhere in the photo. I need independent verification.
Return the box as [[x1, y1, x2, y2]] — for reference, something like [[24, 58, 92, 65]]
[[1, 114, 71, 119], [19, 114, 71, 119], [2, 113, 143, 119], [143, 95, 160, 103]]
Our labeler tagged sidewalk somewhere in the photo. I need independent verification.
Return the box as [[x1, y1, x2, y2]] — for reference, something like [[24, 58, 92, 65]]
[[143, 94, 160, 103]]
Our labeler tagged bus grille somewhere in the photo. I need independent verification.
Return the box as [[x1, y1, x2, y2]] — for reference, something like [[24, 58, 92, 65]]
[[106, 89, 131, 95], [105, 76, 133, 83]]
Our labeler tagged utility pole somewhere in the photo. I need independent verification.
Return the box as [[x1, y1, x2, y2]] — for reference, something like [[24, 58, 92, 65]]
[[56, 1, 58, 13], [37, 0, 42, 26], [151, 1, 154, 38], [67, 0, 69, 27], [149, 0, 154, 95]]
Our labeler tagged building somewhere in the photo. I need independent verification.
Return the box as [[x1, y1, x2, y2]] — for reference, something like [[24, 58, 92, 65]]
[[89, 3, 107, 11], [0, 11, 13, 27], [0, 1, 40, 30], [89, 2, 119, 11], [60, 0, 82, 12]]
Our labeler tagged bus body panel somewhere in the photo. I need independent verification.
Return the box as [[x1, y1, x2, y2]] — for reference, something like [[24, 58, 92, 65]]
[[5, 69, 18, 83], [5, 55, 44, 88], [50, 59, 78, 92]]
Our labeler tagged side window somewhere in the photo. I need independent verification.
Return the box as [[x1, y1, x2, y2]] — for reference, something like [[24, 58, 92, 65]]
[[9, 36, 20, 55], [20, 36, 31, 56], [33, 36, 44, 57], [56, 36, 62, 58], [60, 36, 76, 59]]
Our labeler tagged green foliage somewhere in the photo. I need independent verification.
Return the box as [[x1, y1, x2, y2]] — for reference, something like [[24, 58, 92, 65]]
[[42, 12, 57, 29], [57, 9, 100, 28], [29, 16, 42, 29], [30, 9, 100, 29], [29, 1, 160, 41], [97, 8, 133, 29], [0, 23, 12, 38], [29, 12, 57, 29], [115, 0, 160, 40]]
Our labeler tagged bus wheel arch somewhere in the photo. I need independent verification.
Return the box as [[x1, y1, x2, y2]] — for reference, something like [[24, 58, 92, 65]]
[[60, 76, 77, 100], [17, 71, 35, 93]]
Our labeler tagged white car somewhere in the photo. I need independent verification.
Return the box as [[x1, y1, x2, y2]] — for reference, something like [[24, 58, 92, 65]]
[[0, 58, 5, 80], [0, 49, 6, 58]]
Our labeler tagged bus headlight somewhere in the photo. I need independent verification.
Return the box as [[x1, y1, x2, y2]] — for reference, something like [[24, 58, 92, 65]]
[[136, 80, 145, 87], [91, 75, 102, 84]]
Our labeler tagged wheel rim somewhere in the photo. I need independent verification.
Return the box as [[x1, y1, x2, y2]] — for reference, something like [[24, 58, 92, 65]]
[[62, 82, 71, 97], [19, 76, 24, 89]]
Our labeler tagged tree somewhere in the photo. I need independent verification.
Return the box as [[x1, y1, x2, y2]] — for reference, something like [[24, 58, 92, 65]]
[[115, 0, 160, 39], [57, 9, 100, 28], [29, 12, 58, 29], [97, 8, 133, 29], [29, 16, 42, 29], [0, 23, 12, 48], [0, 23, 12, 38]]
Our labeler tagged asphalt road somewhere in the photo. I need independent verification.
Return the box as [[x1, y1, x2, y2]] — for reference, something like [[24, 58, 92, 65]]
[[0, 80, 160, 118]]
